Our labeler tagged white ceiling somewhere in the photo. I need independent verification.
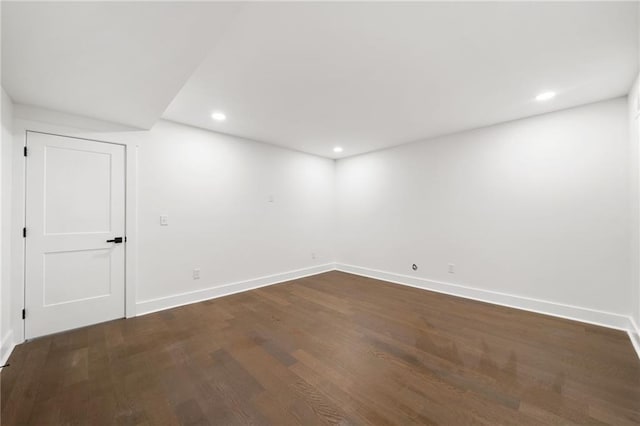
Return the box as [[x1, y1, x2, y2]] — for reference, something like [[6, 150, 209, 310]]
[[1, 2, 243, 129], [3, 2, 638, 158]]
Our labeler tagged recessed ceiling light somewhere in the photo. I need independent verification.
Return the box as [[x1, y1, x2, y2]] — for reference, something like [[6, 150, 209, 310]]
[[535, 91, 556, 101], [333, 147, 343, 153], [211, 111, 226, 121]]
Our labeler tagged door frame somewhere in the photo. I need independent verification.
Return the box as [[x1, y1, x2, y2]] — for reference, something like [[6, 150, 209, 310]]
[[13, 117, 139, 343]]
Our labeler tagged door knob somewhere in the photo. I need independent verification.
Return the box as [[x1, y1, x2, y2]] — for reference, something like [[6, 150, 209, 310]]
[[106, 237, 124, 243]]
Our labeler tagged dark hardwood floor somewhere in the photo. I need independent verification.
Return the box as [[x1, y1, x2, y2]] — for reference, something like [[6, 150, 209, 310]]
[[2, 271, 639, 425]]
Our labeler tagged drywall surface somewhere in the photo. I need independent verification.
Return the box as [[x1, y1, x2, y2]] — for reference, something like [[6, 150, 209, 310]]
[[131, 120, 335, 302], [628, 74, 640, 351], [336, 98, 631, 317], [1, 87, 14, 364]]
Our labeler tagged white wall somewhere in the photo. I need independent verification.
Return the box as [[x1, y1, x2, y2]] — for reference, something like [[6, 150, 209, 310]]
[[4, 97, 637, 354], [1, 87, 14, 364], [8, 107, 335, 341], [336, 98, 632, 325], [627, 6, 640, 354], [133, 121, 335, 303], [628, 74, 640, 350]]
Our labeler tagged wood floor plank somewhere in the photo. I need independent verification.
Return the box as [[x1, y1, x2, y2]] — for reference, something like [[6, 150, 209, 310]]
[[2, 271, 639, 425]]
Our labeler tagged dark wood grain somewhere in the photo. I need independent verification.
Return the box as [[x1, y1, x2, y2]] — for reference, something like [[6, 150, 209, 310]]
[[2, 271, 639, 425]]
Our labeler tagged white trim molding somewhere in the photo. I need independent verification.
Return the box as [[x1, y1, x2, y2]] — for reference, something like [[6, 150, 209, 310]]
[[0, 330, 15, 368], [336, 263, 633, 332], [136, 263, 336, 316], [2, 263, 637, 363], [124, 143, 139, 319], [629, 317, 640, 360]]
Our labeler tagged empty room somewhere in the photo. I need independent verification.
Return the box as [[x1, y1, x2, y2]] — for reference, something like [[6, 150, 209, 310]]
[[1, 1, 640, 425]]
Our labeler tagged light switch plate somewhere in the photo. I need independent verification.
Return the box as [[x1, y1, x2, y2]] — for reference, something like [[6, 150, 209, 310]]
[[160, 215, 169, 226]]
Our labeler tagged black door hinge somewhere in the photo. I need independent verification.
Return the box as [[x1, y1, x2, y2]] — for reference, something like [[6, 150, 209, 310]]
[[23, 146, 27, 157], [22, 309, 25, 320], [23, 227, 26, 238]]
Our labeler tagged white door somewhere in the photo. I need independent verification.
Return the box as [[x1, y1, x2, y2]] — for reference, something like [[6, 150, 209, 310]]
[[25, 132, 125, 339]]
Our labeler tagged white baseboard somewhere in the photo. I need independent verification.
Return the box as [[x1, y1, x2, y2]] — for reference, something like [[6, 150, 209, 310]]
[[629, 317, 640, 360], [136, 263, 336, 316], [336, 263, 633, 332], [0, 330, 16, 368], [36, 260, 640, 362]]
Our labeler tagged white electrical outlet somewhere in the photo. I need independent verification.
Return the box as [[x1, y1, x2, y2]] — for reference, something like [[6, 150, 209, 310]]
[[448, 263, 455, 274], [311, 252, 317, 260], [160, 215, 169, 226], [193, 268, 200, 280], [268, 195, 275, 203]]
